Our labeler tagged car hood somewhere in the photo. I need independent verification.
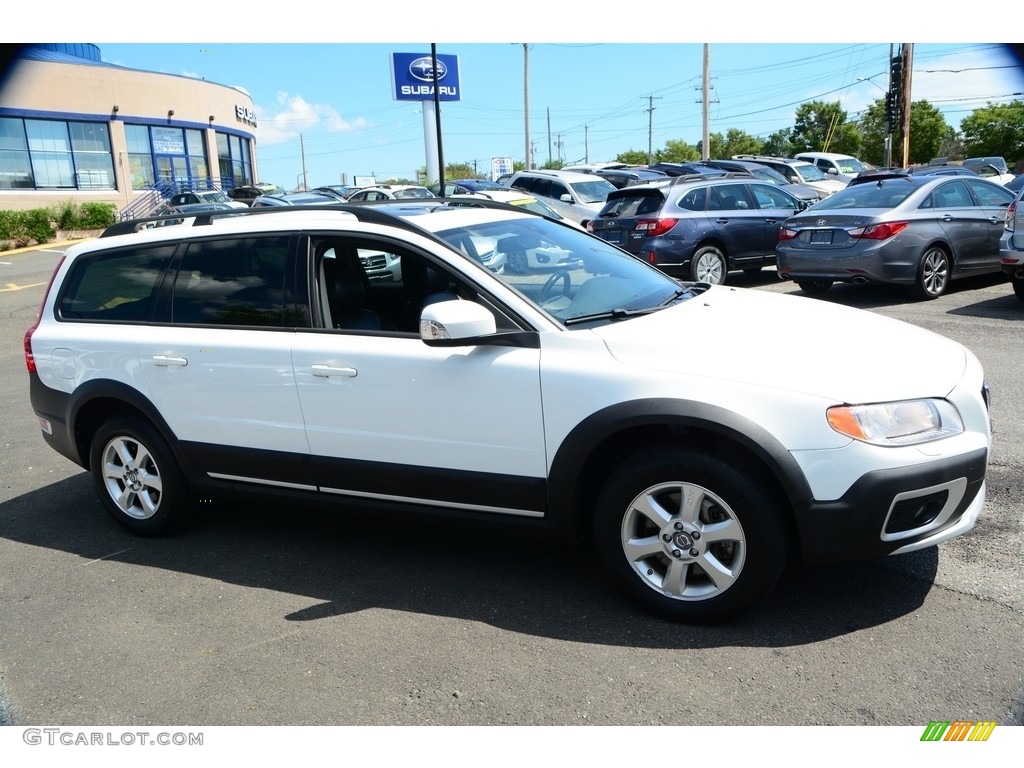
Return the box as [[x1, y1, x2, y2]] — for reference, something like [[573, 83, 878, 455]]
[[591, 286, 967, 403]]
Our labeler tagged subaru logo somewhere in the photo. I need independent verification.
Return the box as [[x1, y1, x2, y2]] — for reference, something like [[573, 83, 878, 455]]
[[409, 57, 447, 82]]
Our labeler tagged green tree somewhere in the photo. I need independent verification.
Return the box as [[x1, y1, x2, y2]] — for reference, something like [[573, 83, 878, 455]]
[[905, 101, 949, 165], [761, 129, 794, 158], [861, 100, 950, 166], [445, 162, 479, 179], [655, 138, 699, 163], [615, 149, 651, 165], [959, 100, 1024, 165], [721, 128, 763, 158], [790, 100, 861, 155]]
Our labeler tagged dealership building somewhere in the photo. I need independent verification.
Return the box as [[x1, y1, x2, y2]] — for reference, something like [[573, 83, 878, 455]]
[[0, 44, 259, 215]]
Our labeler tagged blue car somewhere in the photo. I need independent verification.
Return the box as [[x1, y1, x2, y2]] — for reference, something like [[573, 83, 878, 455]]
[[588, 176, 806, 284]]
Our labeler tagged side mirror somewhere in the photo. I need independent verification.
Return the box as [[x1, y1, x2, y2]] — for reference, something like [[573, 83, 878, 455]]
[[560, 193, 574, 204], [420, 300, 496, 345]]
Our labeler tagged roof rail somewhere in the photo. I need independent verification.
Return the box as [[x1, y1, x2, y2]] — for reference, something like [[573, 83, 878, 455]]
[[99, 198, 547, 239], [667, 172, 753, 186]]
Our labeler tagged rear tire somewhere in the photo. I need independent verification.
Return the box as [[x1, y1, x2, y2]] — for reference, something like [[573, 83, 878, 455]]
[[594, 446, 789, 623], [913, 246, 950, 299], [691, 246, 727, 285], [89, 416, 192, 536], [1012, 276, 1024, 302]]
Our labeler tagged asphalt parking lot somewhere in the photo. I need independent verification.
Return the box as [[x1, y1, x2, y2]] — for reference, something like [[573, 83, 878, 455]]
[[1, 244, 1021, 735]]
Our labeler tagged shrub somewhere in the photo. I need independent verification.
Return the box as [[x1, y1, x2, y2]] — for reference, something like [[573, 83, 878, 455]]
[[79, 202, 116, 229], [0, 209, 56, 247], [52, 200, 79, 230], [21, 209, 55, 245]]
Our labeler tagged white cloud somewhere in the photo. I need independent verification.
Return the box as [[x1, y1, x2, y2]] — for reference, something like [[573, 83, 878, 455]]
[[255, 92, 370, 145]]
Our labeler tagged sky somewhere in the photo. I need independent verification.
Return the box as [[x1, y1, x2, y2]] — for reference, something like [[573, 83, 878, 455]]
[[4, 5, 1023, 190]]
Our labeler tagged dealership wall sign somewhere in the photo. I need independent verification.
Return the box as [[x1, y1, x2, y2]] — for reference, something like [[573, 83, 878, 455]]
[[235, 104, 257, 127], [391, 53, 461, 102]]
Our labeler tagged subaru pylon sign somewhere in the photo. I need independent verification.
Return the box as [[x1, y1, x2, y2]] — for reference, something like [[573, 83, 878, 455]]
[[391, 52, 461, 102]]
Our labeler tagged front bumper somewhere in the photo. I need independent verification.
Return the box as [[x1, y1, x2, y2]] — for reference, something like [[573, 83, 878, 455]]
[[793, 447, 987, 564]]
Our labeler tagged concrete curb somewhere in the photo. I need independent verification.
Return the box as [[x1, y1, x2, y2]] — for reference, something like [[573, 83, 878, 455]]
[[1, 237, 97, 256]]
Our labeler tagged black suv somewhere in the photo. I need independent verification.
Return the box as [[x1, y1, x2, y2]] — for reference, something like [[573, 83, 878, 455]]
[[588, 175, 807, 284]]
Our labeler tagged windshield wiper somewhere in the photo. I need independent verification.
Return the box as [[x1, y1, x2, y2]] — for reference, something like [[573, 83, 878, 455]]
[[564, 306, 661, 325], [563, 286, 700, 326]]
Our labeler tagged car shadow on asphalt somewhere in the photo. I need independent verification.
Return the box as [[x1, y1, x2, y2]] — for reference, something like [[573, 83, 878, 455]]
[[1, 473, 940, 649], [773, 272, 1013, 311]]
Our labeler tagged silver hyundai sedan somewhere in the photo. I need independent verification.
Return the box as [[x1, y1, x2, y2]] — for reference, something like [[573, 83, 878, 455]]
[[775, 172, 1014, 299]]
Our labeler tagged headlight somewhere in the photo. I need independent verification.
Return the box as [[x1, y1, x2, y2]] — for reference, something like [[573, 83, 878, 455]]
[[826, 399, 964, 446]]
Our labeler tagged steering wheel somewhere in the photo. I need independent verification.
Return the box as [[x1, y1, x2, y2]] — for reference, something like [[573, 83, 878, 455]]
[[539, 269, 572, 304]]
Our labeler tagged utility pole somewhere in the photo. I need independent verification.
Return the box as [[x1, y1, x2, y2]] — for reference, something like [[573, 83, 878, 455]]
[[584, 125, 589, 164], [300, 133, 308, 190], [898, 43, 913, 167], [522, 44, 531, 170], [547, 107, 552, 165], [645, 94, 662, 165], [702, 44, 711, 161], [883, 42, 894, 168]]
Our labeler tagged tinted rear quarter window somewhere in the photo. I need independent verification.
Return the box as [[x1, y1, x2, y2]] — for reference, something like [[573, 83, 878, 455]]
[[58, 245, 176, 321]]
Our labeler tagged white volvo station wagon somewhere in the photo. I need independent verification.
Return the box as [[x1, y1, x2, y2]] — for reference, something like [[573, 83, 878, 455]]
[[25, 201, 991, 623]]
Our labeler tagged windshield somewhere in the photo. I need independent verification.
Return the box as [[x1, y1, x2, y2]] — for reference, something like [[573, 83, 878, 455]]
[[198, 190, 231, 203], [436, 216, 691, 325], [839, 158, 874, 174], [795, 163, 830, 182], [569, 179, 617, 203], [752, 166, 789, 185], [395, 187, 433, 199], [508, 197, 564, 219]]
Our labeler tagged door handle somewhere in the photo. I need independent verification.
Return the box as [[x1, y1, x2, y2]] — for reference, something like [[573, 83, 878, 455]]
[[989, 217, 1001, 224], [152, 354, 187, 367], [941, 214, 955, 222], [715, 218, 730, 224], [312, 363, 357, 378]]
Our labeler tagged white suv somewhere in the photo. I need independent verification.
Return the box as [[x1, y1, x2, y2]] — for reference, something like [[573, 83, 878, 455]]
[[25, 202, 991, 623], [794, 152, 874, 184], [502, 169, 615, 226]]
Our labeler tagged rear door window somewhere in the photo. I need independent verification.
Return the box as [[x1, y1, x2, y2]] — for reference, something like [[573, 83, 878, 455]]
[[170, 236, 295, 327]]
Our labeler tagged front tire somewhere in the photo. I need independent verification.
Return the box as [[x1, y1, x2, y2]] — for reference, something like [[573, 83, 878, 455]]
[[89, 416, 192, 536], [594, 447, 789, 623], [691, 246, 727, 285], [1012, 276, 1024, 302], [913, 246, 950, 299]]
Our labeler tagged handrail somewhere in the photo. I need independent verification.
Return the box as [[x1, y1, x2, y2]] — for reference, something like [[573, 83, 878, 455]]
[[117, 177, 233, 221]]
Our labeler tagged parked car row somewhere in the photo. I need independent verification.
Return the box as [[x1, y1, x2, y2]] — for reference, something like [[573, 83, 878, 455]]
[[212, 153, 1022, 303]]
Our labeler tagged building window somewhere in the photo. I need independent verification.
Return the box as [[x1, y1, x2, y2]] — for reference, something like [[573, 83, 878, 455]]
[[0, 118, 114, 190], [215, 131, 253, 189], [185, 128, 209, 184], [125, 124, 155, 189], [0, 117, 34, 189]]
